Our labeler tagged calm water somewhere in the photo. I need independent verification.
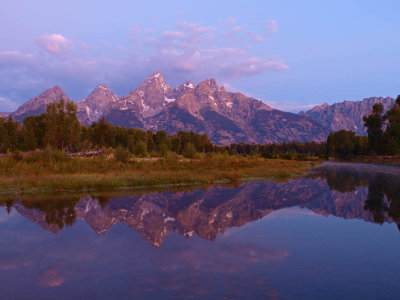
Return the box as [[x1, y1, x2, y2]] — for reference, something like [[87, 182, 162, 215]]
[[0, 163, 400, 299]]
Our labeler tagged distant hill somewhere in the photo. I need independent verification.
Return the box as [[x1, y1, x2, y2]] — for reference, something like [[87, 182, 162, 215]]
[[10, 85, 69, 123], [299, 97, 395, 135]]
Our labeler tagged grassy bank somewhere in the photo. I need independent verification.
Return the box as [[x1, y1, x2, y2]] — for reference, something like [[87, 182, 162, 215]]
[[0, 150, 319, 195]]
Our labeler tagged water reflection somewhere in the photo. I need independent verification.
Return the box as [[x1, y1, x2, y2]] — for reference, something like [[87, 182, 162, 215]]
[[312, 162, 400, 229], [1, 162, 400, 248]]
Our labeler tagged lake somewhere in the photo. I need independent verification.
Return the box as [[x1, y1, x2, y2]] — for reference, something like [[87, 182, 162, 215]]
[[0, 162, 399, 299]]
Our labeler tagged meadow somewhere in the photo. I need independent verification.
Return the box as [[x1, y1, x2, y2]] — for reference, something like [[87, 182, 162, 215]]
[[0, 150, 318, 194]]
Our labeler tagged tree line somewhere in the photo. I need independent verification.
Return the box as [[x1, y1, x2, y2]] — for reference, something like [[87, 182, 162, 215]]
[[0, 99, 327, 159], [327, 95, 400, 158], [0, 99, 213, 158], [1, 96, 399, 159]]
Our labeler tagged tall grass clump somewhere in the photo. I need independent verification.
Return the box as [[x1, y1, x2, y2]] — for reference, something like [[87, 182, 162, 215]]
[[114, 146, 130, 163], [183, 143, 197, 159]]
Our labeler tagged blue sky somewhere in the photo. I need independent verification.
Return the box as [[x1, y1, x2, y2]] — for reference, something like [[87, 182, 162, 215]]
[[0, 0, 399, 112]]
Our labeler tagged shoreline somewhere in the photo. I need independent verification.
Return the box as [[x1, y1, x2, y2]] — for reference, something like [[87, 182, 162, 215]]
[[329, 156, 400, 166], [0, 155, 318, 196]]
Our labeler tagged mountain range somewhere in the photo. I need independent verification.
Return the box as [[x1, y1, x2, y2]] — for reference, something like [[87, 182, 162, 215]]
[[299, 96, 395, 135], [6, 72, 397, 144]]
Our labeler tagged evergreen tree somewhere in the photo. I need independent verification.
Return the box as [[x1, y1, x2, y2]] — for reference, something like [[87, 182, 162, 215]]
[[384, 95, 400, 154], [44, 99, 81, 150], [363, 103, 385, 154], [91, 117, 114, 148], [327, 130, 358, 159]]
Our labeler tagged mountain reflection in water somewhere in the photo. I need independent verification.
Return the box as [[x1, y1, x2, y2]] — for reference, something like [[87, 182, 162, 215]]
[[2, 162, 400, 248]]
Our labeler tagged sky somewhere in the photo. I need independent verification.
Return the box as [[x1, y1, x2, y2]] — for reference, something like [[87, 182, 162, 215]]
[[0, 0, 399, 112]]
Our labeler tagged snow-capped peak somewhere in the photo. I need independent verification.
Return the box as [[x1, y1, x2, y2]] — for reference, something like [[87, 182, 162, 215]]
[[96, 84, 109, 91], [146, 71, 163, 82], [184, 82, 195, 89]]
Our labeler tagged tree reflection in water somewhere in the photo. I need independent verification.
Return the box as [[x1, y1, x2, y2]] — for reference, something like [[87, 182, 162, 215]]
[[1, 163, 400, 245], [315, 163, 400, 230]]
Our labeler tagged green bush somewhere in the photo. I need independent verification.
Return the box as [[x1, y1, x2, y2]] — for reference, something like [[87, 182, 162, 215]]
[[295, 153, 307, 160], [114, 146, 130, 163], [133, 142, 147, 157], [261, 151, 273, 159], [182, 143, 197, 159], [280, 153, 293, 160], [159, 143, 169, 157], [25, 149, 70, 164]]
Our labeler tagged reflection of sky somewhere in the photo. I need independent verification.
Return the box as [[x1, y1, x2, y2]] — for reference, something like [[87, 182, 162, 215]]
[[0, 205, 399, 299]]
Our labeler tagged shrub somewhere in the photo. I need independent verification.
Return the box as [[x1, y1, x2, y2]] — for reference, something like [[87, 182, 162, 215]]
[[114, 146, 130, 163], [182, 143, 197, 159], [133, 142, 147, 157], [295, 153, 307, 161], [159, 143, 169, 157], [12, 151, 23, 161], [280, 153, 293, 160], [261, 152, 273, 159], [25, 149, 70, 164]]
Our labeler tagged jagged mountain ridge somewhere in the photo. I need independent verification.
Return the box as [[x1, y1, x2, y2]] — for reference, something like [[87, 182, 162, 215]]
[[77, 84, 119, 125], [6, 72, 329, 144], [10, 85, 69, 123], [300, 97, 395, 135], [7, 72, 396, 144]]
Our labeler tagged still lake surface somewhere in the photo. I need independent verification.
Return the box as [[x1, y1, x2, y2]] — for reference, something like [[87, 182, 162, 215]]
[[0, 162, 399, 299]]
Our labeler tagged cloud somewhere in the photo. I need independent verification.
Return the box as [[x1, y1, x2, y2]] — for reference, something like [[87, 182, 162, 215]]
[[251, 34, 264, 43], [0, 50, 34, 66], [264, 100, 318, 113], [0, 97, 19, 111], [38, 34, 72, 58], [0, 21, 288, 104], [128, 22, 287, 82], [224, 18, 237, 27], [266, 20, 278, 35], [38, 267, 65, 287]]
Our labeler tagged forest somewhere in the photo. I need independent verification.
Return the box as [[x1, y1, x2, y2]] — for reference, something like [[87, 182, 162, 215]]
[[0, 95, 399, 160], [0, 99, 326, 160]]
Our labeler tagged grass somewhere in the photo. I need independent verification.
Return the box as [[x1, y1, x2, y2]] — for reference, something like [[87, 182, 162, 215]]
[[0, 150, 319, 195]]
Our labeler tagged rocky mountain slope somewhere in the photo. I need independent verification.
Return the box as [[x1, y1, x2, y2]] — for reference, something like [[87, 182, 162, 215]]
[[100, 72, 329, 144], [7, 72, 330, 144], [141, 77, 328, 144], [8, 72, 397, 144], [10, 85, 69, 123], [300, 97, 395, 135], [77, 84, 119, 125]]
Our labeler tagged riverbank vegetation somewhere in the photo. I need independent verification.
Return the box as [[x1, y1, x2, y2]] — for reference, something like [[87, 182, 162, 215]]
[[0, 100, 321, 194], [4, 94, 400, 194], [0, 150, 315, 194]]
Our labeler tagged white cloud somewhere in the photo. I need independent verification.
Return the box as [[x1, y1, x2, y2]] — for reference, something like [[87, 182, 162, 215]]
[[266, 20, 278, 35], [0, 50, 34, 65], [251, 34, 264, 43], [264, 100, 318, 113], [0, 97, 18, 111], [0, 21, 288, 103], [38, 34, 72, 58]]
